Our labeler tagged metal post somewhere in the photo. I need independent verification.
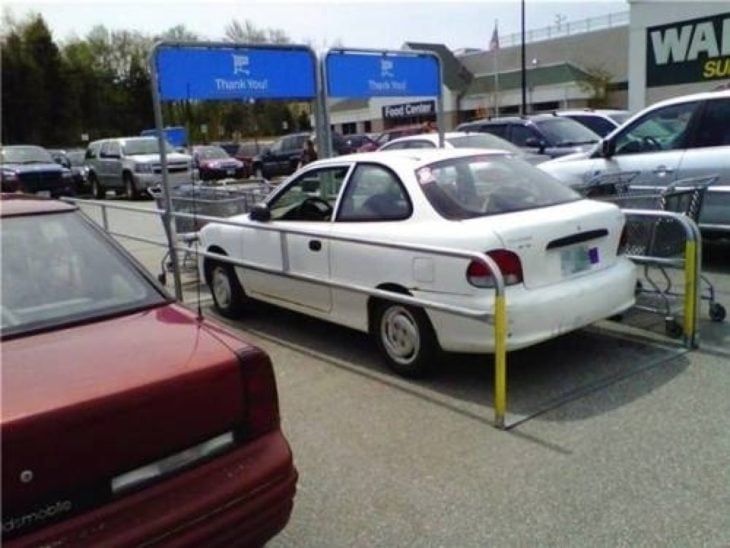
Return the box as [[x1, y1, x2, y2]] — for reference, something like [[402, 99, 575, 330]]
[[317, 55, 334, 159], [493, 274, 508, 430], [435, 53, 445, 148], [101, 205, 109, 232], [149, 43, 183, 301]]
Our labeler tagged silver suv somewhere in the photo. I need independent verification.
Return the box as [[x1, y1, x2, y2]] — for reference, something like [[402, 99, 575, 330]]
[[85, 137, 192, 199], [540, 90, 730, 239]]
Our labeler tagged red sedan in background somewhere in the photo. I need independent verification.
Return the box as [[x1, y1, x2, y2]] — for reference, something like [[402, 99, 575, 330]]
[[192, 145, 247, 181], [1, 194, 297, 546]]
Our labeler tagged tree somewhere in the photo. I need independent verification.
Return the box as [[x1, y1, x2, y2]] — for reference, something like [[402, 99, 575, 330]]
[[223, 19, 290, 44], [577, 66, 614, 108]]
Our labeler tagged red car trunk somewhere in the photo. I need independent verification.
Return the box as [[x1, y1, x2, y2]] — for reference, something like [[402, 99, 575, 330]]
[[1, 304, 262, 525]]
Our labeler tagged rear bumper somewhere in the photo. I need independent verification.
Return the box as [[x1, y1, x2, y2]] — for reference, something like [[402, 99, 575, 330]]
[[6, 430, 297, 547], [426, 257, 637, 353]]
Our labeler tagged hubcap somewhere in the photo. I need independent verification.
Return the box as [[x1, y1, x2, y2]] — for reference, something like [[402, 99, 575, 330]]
[[212, 267, 232, 309], [380, 306, 420, 365]]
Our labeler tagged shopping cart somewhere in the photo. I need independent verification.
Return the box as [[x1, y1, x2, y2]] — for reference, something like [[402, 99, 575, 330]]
[[594, 174, 725, 335], [149, 179, 274, 271], [574, 170, 640, 199]]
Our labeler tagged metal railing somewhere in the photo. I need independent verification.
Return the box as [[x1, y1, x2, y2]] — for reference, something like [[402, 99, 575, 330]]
[[497, 11, 628, 49], [66, 197, 511, 429]]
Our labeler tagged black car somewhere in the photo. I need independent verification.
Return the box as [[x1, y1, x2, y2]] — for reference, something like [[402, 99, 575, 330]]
[[1, 145, 75, 198], [251, 132, 310, 179], [48, 149, 90, 195], [456, 114, 601, 158]]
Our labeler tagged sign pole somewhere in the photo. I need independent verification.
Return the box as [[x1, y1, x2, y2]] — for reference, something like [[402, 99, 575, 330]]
[[150, 42, 183, 301]]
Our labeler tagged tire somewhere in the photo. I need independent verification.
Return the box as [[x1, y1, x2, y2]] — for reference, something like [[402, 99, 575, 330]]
[[208, 260, 247, 318], [665, 318, 683, 339], [90, 173, 105, 199], [371, 300, 439, 378], [123, 172, 137, 200], [253, 165, 264, 180], [709, 303, 726, 322]]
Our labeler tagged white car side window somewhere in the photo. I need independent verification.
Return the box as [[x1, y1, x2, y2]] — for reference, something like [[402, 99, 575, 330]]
[[337, 164, 411, 221], [268, 167, 348, 222], [614, 101, 699, 155]]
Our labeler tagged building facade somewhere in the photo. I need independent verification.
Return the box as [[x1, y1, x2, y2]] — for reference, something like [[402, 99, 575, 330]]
[[326, 4, 729, 136]]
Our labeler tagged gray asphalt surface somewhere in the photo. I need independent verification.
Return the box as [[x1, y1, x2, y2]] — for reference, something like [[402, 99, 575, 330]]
[[79, 198, 730, 547]]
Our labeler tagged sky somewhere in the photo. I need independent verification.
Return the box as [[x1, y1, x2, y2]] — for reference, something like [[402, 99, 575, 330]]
[[4, 0, 628, 51]]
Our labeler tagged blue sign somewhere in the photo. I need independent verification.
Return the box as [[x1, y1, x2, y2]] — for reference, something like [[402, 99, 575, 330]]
[[326, 51, 441, 98], [154, 45, 317, 100]]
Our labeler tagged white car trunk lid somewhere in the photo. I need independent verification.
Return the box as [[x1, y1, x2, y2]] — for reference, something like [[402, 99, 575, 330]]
[[479, 200, 625, 289]]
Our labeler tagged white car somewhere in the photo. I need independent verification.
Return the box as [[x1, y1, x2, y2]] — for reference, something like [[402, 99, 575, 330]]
[[199, 149, 636, 377], [378, 131, 549, 164], [539, 90, 730, 238]]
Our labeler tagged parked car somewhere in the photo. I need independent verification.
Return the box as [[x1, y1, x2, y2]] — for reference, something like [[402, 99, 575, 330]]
[[373, 125, 427, 147], [192, 145, 246, 181], [48, 148, 90, 195], [456, 114, 601, 158], [199, 149, 636, 377], [85, 137, 193, 199], [251, 132, 310, 179], [554, 109, 631, 137], [234, 141, 272, 178], [378, 131, 549, 164], [0, 194, 297, 546], [0, 145, 75, 198], [539, 90, 730, 239], [345, 133, 379, 153]]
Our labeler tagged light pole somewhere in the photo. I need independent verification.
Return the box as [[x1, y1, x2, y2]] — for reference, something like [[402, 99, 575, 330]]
[[521, 0, 527, 115]]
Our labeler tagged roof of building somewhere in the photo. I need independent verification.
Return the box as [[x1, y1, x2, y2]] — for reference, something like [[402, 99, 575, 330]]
[[403, 42, 473, 92], [466, 63, 593, 95]]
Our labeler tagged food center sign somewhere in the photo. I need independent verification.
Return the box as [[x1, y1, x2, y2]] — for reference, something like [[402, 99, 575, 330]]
[[647, 12, 730, 87], [153, 44, 317, 100]]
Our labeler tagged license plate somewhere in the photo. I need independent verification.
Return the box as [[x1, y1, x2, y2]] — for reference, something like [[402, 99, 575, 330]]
[[35, 190, 51, 197], [560, 245, 599, 276], [226, 169, 235, 175]]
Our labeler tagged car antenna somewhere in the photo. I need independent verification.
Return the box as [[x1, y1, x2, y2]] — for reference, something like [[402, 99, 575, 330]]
[[191, 180, 204, 322]]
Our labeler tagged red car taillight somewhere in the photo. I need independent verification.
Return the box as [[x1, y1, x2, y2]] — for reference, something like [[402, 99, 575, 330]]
[[466, 249, 524, 288], [238, 348, 280, 440]]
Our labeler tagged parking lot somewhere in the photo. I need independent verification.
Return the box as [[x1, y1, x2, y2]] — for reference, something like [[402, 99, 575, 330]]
[[79, 199, 730, 546]]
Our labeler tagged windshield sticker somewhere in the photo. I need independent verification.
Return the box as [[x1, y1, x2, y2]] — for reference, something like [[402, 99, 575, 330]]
[[417, 167, 436, 185]]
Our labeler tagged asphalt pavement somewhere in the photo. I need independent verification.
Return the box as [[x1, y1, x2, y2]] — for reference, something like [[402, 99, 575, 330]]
[[79, 199, 730, 547]]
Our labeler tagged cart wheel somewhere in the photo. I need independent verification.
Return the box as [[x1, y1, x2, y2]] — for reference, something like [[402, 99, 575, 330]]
[[709, 303, 726, 322], [665, 318, 683, 339]]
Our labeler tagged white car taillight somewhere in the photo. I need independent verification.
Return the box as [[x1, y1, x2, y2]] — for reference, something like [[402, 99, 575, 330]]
[[466, 249, 524, 288]]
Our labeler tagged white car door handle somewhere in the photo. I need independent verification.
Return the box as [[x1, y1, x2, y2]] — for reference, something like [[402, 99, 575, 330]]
[[653, 165, 674, 176]]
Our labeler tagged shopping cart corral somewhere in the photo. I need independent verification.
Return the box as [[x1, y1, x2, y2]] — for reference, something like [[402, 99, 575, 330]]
[[148, 180, 274, 272], [589, 175, 726, 337]]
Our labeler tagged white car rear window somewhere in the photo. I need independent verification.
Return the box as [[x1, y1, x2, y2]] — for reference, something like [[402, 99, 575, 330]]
[[416, 155, 580, 220]]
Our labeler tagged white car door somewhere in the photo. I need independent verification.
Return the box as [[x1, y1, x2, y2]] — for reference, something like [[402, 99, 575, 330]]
[[674, 96, 730, 230], [241, 165, 350, 313], [588, 100, 702, 186]]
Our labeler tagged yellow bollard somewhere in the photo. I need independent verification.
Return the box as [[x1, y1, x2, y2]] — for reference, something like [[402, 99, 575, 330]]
[[683, 239, 698, 346], [494, 293, 508, 429]]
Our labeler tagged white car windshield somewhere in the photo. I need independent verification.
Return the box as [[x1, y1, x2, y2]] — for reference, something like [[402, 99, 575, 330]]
[[447, 134, 522, 154], [1, 210, 166, 337], [416, 154, 580, 220]]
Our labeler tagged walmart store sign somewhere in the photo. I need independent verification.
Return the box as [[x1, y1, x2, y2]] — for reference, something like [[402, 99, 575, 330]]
[[647, 12, 730, 87]]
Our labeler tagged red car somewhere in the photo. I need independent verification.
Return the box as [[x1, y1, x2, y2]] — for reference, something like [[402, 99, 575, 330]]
[[1, 195, 297, 546], [192, 145, 247, 181]]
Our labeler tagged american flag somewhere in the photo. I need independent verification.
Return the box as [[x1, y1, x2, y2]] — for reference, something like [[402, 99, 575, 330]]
[[489, 22, 499, 51]]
